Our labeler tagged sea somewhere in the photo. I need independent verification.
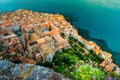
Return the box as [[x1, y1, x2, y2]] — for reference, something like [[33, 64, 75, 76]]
[[0, 0, 120, 66]]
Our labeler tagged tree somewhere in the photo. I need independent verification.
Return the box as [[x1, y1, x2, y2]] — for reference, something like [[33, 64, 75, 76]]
[[12, 60, 22, 63], [78, 42, 84, 47], [3, 54, 12, 59], [60, 32, 65, 38], [0, 45, 2, 51], [79, 48, 85, 53]]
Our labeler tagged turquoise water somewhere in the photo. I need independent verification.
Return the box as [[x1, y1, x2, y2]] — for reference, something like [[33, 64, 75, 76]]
[[0, 0, 120, 64]]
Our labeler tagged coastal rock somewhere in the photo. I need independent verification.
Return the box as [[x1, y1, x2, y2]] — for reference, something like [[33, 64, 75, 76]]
[[0, 60, 69, 80]]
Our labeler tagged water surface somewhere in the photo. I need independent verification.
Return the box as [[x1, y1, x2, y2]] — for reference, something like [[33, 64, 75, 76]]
[[0, 0, 120, 65]]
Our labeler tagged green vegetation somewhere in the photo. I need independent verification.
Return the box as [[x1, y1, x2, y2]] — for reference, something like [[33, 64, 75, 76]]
[[12, 60, 22, 63], [107, 72, 120, 79], [36, 61, 53, 67], [37, 36, 107, 79], [73, 65, 105, 80], [0, 45, 2, 51], [60, 32, 65, 38], [3, 54, 12, 59], [0, 45, 2, 48], [117, 75, 120, 79], [78, 41, 84, 47], [48, 26, 52, 31], [2, 54, 22, 64], [69, 37, 103, 65]]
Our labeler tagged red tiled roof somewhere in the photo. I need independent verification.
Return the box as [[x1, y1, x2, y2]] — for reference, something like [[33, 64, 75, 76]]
[[52, 34, 64, 42], [22, 25, 37, 31], [0, 21, 11, 27], [110, 63, 117, 68], [29, 60, 35, 64], [100, 60, 108, 67], [105, 64, 112, 72], [8, 49, 15, 53], [103, 51, 112, 58], [107, 57, 113, 62], [18, 46, 23, 50]]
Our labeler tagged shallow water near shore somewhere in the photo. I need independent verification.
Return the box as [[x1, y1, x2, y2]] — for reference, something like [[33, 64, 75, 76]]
[[0, 0, 120, 66]]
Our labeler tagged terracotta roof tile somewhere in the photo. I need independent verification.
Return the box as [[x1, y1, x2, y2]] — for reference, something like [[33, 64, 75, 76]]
[[100, 60, 108, 67], [29, 60, 35, 64], [103, 51, 112, 58], [105, 64, 112, 72]]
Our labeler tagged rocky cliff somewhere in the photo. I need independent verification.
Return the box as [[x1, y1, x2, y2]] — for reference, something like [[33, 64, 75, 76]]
[[0, 60, 69, 80]]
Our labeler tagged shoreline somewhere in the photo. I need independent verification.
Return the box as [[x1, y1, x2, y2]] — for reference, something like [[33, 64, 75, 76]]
[[76, 27, 120, 67], [1, 11, 120, 67], [0, 9, 120, 78], [64, 15, 120, 67]]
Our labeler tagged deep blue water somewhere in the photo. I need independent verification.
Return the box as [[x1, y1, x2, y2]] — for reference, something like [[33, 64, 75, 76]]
[[0, 0, 120, 65]]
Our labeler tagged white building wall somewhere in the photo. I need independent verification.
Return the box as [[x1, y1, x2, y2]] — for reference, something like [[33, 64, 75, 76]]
[[84, 44, 92, 51], [116, 68, 120, 75]]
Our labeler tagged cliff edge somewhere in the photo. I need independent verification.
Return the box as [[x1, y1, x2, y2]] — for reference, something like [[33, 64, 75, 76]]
[[0, 60, 69, 80]]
